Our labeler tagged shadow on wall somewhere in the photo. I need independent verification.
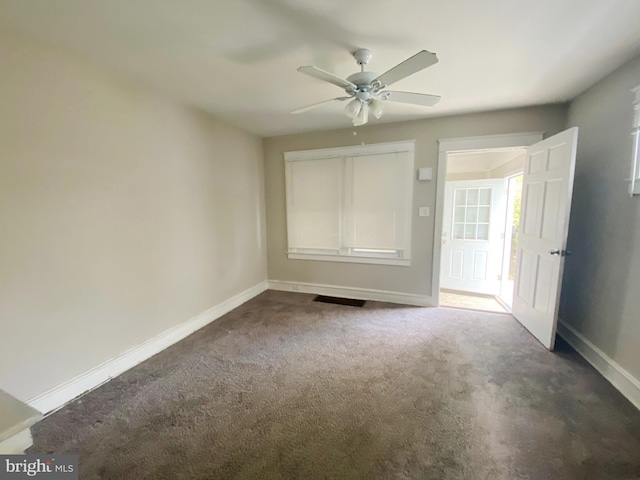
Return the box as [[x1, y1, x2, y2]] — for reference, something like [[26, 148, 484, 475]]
[[559, 134, 637, 360]]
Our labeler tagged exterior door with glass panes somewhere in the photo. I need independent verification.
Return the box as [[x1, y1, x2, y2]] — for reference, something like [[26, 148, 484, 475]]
[[440, 179, 507, 295]]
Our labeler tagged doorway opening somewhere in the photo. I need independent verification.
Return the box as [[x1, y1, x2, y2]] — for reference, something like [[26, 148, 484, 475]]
[[438, 148, 525, 313], [434, 128, 578, 350], [499, 174, 523, 308]]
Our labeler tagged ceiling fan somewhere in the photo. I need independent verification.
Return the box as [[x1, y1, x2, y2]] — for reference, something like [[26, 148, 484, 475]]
[[292, 48, 441, 126]]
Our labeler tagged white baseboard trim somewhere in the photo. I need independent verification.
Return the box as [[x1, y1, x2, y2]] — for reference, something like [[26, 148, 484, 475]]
[[27, 281, 269, 415], [0, 429, 33, 455], [557, 320, 640, 411], [268, 280, 434, 307]]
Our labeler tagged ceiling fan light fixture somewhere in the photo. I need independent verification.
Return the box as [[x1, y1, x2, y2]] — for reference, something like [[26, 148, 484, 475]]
[[344, 98, 362, 119], [370, 99, 384, 119], [353, 104, 369, 126]]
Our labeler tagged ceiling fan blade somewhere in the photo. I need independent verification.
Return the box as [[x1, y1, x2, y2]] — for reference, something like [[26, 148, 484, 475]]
[[375, 51, 438, 87], [297, 66, 356, 89], [291, 97, 351, 114], [382, 91, 441, 107]]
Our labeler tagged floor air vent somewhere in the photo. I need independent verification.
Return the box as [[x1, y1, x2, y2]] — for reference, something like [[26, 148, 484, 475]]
[[313, 295, 365, 307]]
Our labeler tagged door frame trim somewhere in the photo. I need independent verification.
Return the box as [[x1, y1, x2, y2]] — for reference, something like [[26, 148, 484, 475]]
[[433, 132, 544, 305]]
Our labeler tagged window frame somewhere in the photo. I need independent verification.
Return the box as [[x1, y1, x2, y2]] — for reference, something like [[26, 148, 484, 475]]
[[284, 140, 415, 267], [451, 186, 493, 242]]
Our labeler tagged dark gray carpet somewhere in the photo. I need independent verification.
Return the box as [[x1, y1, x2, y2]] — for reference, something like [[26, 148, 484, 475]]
[[30, 291, 640, 479]]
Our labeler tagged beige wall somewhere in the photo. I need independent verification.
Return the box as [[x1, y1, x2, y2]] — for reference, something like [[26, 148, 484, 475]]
[[264, 105, 567, 296], [0, 30, 267, 402], [489, 152, 526, 179], [446, 171, 490, 181], [446, 151, 526, 181], [561, 53, 640, 381]]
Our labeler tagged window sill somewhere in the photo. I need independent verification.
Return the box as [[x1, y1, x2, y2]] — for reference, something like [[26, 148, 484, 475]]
[[287, 252, 411, 266]]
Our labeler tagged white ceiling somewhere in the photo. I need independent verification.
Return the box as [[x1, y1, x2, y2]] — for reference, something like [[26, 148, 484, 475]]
[[447, 150, 524, 174], [1, 0, 640, 137]]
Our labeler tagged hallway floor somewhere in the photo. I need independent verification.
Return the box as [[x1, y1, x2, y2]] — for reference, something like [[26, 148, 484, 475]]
[[439, 289, 509, 313]]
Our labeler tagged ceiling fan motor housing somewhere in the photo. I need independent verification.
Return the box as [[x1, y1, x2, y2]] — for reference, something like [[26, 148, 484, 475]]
[[346, 71, 379, 87], [345, 71, 383, 103], [345, 49, 386, 103]]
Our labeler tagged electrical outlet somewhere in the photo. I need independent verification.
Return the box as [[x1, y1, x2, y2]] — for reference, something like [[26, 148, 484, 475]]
[[419, 207, 430, 217]]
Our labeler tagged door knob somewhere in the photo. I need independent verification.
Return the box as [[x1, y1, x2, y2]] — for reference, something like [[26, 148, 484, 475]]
[[549, 249, 572, 256]]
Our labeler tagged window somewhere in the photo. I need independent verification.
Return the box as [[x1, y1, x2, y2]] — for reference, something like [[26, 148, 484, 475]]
[[284, 141, 414, 266], [452, 187, 492, 241]]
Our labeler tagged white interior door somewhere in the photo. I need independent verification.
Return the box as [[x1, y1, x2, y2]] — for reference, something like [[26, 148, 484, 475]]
[[512, 127, 579, 350], [441, 179, 507, 295]]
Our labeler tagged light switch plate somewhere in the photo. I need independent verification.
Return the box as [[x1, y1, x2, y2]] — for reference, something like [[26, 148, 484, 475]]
[[417, 168, 432, 181], [419, 207, 430, 217]]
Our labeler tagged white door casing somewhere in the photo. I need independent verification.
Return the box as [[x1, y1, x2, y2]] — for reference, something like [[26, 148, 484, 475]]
[[512, 127, 579, 350], [441, 179, 507, 295], [434, 132, 544, 306]]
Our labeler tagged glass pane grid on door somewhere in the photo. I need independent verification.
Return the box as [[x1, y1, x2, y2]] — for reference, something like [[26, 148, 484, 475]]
[[453, 187, 492, 241]]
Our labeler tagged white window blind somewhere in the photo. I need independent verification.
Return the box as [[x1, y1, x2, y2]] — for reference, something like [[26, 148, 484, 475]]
[[284, 141, 414, 266], [287, 158, 341, 252]]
